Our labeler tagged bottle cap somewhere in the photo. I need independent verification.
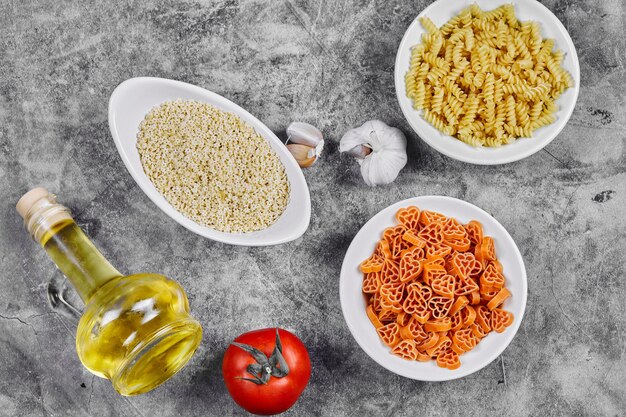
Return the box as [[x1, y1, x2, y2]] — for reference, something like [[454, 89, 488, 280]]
[[16, 187, 50, 219]]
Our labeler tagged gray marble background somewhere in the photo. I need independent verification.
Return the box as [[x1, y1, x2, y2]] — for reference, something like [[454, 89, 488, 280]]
[[0, 0, 624, 416]]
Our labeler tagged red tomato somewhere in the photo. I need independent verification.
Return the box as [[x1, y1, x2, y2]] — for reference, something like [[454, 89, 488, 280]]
[[222, 328, 311, 415]]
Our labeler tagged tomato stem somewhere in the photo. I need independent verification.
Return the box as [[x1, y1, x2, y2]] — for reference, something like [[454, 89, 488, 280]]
[[231, 328, 290, 385]]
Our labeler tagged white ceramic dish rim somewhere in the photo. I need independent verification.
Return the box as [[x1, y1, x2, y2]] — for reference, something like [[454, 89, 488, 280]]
[[108, 77, 311, 246], [394, 0, 581, 165], [339, 196, 528, 381]]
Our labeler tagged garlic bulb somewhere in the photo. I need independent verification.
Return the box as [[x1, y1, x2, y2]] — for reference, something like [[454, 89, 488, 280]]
[[339, 120, 407, 186], [285, 122, 324, 168]]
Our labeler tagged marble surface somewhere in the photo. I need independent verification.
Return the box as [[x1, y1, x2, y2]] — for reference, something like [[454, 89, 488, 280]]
[[0, 0, 624, 416]]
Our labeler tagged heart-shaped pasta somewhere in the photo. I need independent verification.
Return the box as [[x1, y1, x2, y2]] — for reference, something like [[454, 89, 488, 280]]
[[360, 204, 515, 369], [431, 273, 456, 298], [391, 339, 419, 360], [395, 206, 421, 231], [377, 322, 402, 347]]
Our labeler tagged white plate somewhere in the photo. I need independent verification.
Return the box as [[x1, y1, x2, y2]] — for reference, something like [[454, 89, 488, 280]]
[[108, 77, 310, 246], [339, 196, 527, 381], [394, 0, 580, 165]]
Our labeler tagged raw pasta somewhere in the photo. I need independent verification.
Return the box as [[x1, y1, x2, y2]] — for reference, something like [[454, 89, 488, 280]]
[[359, 205, 514, 369], [405, 3, 573, 147]]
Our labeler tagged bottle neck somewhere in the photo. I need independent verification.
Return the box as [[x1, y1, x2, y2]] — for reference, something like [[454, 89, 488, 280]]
[[24, 195, 122, 302]]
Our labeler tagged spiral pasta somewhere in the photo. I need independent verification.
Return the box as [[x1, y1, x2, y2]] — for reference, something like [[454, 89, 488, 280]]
[[405, 3, 574, 147]]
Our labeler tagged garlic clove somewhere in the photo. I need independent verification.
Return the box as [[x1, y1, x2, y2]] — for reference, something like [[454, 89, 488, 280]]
[[286, 122, 324, 148], [287, 143, 317, 168], [342, 144, 372, 159], [285, 122, 324, 168]]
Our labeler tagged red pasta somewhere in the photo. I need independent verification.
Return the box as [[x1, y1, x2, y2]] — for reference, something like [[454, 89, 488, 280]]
[[396, 206, 421, 231], [363, 205, 514, 369], [391, 339, 419, 360]]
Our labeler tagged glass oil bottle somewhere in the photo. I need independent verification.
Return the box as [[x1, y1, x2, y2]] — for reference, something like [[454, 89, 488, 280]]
[[16, 188, 203, 396]]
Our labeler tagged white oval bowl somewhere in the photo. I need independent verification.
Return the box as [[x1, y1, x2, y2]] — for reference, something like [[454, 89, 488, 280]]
[[108, 77, 310, 246], [339, 196, 527, 381], [394, 0, 580, 165]]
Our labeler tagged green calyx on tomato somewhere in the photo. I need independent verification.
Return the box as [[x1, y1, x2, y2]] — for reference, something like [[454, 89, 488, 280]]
[[231, 329, 289, 385]]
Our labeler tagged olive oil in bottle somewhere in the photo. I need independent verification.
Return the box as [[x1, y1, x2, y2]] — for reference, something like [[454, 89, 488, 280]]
[[17, 188, 203, 396]]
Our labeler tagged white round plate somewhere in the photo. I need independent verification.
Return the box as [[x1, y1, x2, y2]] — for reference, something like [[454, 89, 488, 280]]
[[394, 0, 580, 165], [108, 77, 310, 246], [339, 196, 527, 381]]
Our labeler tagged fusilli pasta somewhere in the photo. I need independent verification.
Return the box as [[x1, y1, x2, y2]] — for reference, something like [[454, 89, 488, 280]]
[[404, 3, 573, 147]]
